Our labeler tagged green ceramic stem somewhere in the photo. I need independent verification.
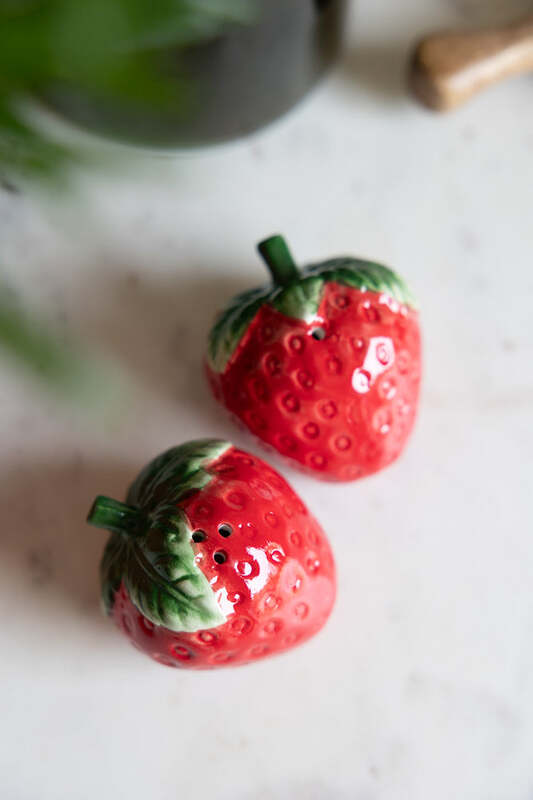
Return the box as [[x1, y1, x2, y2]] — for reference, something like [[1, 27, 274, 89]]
[[257, 235, 300, 287], [87, 495, 141, 537]]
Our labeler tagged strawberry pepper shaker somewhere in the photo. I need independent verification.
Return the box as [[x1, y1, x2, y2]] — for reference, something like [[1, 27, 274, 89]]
[[87, 440, 335, 669], [206, 235, 421, 481]]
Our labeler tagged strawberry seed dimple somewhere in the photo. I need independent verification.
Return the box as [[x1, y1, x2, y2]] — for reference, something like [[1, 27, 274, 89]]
[[211, 652, 232, 663], [282, 393, 300, 413], [264, 619, 283, 635], [308, 530, 320, 546], [398, 398, 411, 416], [171, 644, 192, 661], [250, 377, 269, 402], [294, 602, 309, 619], [352, 368, 371, 394], [326, 356, 342, 375], [235, 560, 253, 576], [230, 616, 253, 635], [197, 631, 217, 645], [397, 351, 411, 374], [249, 644, 268, 657], [297, 370, 315, 389], [265, 354, 282, 376], [269, 548, 285, 564], [373, 408, 393, 435], [376, 342, 391, 365], [139, 617, 154, 636], [335, 294, 349, 308], [319, 400, 337, 419], [265, 594, 281, 610], [288, 335, 305, 352], [379, 378, 397, 400], [357, 300, 379, 323], [260, 325, 274, 342], [279, 434, 298, 452], [310, 453, 327, 469], [303, 422, 320, 439], [225, 491, 246, 509], [284, 632, 299, 646], [306, 554, 321, 574], [265, 511, 279, 527], [335, 435, 351, 451], [195, 503, 213, 519]]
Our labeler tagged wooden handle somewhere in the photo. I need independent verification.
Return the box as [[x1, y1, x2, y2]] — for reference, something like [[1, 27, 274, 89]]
[[409, 16, 533, 111]]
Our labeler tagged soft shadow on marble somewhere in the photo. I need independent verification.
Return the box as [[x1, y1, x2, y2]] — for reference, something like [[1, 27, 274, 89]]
[[0, 456, 135, 627]]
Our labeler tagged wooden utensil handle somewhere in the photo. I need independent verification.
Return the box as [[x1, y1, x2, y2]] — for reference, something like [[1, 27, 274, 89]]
[[409, 17, 533, 111]]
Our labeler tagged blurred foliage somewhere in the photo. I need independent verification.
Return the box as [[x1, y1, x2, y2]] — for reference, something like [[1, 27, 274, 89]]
[[0, 296, 124, 411], [0, 0, 255, 401], [0, 0, 256, 180]]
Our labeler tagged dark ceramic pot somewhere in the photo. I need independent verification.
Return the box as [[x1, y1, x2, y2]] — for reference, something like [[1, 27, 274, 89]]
[[42, 0, 347, 148]]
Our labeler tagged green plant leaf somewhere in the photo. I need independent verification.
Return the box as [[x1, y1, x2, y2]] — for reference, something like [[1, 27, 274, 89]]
[[0, 0, 258, 181], [0, 296, 123, 408]]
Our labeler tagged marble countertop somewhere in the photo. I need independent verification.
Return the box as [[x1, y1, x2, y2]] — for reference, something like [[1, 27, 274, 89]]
[[1, 1, 532, 798]]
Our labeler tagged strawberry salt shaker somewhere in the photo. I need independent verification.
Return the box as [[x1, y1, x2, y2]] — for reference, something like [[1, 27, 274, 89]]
[[206, 235, 421, 482], [87, 439, 335, 669]]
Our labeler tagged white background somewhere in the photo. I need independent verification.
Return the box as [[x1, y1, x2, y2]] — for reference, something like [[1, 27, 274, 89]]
[[1, 1, 533, 798]]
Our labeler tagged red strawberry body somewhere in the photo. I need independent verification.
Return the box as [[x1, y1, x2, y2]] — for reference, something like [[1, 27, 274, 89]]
[[207, 236, 421, 482], [88, 440, 335, 669]]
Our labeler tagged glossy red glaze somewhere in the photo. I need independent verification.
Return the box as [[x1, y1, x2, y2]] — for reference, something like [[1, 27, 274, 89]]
[[207, 284, 421, 481], [112, 447, 336, 669]]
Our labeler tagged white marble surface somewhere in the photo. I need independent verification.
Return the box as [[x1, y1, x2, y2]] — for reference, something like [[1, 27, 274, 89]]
[[1, 2, 533, 798]]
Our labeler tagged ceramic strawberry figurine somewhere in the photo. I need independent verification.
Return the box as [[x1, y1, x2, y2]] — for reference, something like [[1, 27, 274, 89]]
[[206, 235, 421, 482], [87, 439, 335, 669]]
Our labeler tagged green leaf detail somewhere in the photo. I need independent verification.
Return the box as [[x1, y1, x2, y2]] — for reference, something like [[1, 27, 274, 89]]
[[207, 287, 270, 374], [272, 276, 324, 322], [305, 258, 417, 309], [100, 531, 127, 617], [122, 508, 225, 632], [207, 256, 417, 373], [98, 439, 231, 630], [127, 439, 232, 509]]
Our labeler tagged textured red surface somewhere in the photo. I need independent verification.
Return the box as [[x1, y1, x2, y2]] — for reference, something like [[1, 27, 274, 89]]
[[112, 447, 336, 669], [207, 284, 422, 481]]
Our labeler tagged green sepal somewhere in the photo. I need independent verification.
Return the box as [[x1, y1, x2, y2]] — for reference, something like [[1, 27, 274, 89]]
[[273, 276, 324, 322], [207, 287, 270, 374], [127, 439, 232, 508], [305, 258, 416, 309], [94, 439, 231, 631], [122, 507, 225, 632], [100, 532, 127, 617], [207, 255, 417, 373]]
